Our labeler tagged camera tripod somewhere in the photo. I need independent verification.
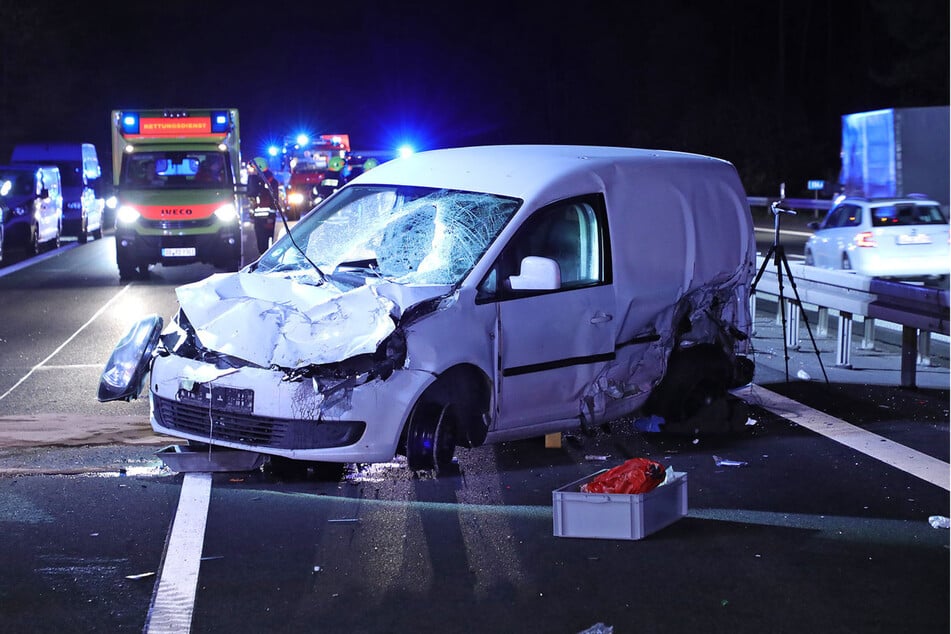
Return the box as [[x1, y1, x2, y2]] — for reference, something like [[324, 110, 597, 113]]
[[750, 201, 829, 383]]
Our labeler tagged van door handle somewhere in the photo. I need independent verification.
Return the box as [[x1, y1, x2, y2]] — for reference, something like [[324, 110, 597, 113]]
[[590, 312, 613, 324]]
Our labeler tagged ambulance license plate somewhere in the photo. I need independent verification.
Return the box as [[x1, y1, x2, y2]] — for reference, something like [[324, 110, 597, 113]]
[[162, 247, 196, 257]]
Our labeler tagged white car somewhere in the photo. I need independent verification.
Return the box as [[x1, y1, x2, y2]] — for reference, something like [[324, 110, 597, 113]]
[[804, 196, 949, 279]]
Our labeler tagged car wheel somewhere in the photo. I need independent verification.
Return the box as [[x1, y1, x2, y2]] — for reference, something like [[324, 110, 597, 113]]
[[78, 221, 88, 244], [405, 400, 458, 474], [30, 223, 41, 255], [117, 249, 141, 280], [842, 254, 852, 271], [804, 247, 814, 266]]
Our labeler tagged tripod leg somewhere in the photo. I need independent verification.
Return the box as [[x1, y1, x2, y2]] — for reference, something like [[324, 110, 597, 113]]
[[774, 256, 790, 381], [779, 252, 830, 384]]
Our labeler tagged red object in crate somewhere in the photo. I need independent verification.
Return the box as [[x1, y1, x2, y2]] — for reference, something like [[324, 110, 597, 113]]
[[581, 458, 666, 495]]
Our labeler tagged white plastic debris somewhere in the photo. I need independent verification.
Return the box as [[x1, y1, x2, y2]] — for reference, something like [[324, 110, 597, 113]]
[[928, 515, 950, 529], [796, 369, 811, 380], [713, 455, 748, 467], [578, 623, 613, 634]]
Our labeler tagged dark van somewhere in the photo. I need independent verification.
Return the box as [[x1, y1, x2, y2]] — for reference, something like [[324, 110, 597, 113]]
[[0, 164, 63, 257], [10, 143, 104, 243]]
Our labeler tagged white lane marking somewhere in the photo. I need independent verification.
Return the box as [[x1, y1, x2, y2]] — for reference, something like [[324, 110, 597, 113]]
[[0, 243, 79, 278], [0, 284, 133, 402], [145, 472, 213, 634], [735, 385, 950, 491]]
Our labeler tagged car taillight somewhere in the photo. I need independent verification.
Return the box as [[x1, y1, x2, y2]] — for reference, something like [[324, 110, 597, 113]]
[[854, 232, 877, 247]]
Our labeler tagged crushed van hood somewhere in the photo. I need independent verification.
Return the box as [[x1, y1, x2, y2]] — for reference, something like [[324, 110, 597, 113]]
[[174, 272, 400, 369]]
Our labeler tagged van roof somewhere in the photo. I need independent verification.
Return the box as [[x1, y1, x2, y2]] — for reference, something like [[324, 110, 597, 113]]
[[352, 145, 734, 200], [10, 142, 98, 162], [0, 163, 58, 174]]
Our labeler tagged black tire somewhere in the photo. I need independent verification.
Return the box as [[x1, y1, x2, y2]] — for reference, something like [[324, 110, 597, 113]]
[[78, 220, 88, 244], [117, 249, 140, 280], [405, 400, 458, 473], [30, 223, 41, 255], [645, 345, 732, 424], [842, 254, 852, 271]]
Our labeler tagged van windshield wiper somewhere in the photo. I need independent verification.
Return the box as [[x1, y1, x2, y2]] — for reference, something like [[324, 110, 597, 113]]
[[258, 169, 329, 284]]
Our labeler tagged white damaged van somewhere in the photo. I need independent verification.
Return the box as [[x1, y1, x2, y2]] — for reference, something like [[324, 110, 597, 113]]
[[99, 145, 756, 472]]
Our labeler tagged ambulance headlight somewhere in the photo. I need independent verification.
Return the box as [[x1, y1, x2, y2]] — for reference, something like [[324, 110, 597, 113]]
[[116, 205, 141, 225], [214, 203, 238, 222]]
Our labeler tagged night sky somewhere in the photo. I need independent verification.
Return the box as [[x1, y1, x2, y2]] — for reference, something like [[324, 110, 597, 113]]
[[0, 0, 946, 196]]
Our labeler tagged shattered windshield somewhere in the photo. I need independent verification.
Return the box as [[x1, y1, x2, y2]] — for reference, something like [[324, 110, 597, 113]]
[[255, 185, 521, 285]]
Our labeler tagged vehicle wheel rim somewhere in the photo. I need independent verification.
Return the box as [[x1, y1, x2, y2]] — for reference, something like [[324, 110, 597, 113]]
[[407, 401, 457, 472]]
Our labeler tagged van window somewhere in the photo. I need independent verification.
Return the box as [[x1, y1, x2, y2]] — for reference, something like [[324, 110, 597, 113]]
[[0, 171, 34, 197], [481, 194, 609, 300]]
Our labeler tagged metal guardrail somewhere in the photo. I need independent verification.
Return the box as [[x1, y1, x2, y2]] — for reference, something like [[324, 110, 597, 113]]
[[751, 255, 949, 387], [748, 197, 834, 211]]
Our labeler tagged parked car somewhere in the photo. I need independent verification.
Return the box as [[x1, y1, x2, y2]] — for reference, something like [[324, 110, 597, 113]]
[[804, 195, 949, 280], [10, 143, 104, 243], [0, 164, 63, 254], [99, 145, 757, 473]]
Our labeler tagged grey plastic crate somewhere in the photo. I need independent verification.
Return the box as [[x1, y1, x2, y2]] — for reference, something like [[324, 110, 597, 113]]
[[552, 470, 688, 540]]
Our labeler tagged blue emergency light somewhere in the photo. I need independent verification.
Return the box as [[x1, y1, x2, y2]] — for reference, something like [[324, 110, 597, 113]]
[[120, 113, 140, 135], [210, 111, 231, 134]]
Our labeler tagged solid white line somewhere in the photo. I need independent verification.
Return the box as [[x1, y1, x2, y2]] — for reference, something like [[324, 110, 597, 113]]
[[735, 385, 950, 491], [145, 472, 213, 634], [0, 284, 133, 402], [0, 243, 78, 278]]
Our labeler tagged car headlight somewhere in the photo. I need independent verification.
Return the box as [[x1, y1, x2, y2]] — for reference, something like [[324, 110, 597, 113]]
[[97, 314, 164, 402], [214, 203, 238, 222], [116, 205, 141, 224], [287, 191, 305, 206]]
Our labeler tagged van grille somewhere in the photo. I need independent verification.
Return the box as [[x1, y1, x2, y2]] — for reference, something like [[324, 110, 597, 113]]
[[143, 218, 216, 231], [153, 395, 365, 449]]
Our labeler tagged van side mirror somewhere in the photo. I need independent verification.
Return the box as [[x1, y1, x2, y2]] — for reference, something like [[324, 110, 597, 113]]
[[508, 256, 561, 291]]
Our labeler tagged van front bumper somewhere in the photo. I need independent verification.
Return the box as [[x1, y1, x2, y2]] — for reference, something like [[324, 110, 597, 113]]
[[148, 354, 429, 463]]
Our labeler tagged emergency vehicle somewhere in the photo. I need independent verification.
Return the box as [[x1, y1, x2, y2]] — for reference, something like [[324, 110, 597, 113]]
[[111, 108, 245, 279], [283, 134, 349, 218]]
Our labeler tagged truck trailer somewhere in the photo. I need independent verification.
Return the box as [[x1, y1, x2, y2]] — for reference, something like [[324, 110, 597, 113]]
[[838, 106, 950, 207]]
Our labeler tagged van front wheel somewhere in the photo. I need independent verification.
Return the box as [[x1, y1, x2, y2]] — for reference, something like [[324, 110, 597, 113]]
[[405, 400, 458, 473]]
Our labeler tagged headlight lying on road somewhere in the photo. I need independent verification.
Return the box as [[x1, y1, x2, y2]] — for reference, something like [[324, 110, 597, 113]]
[[97, 314, 164, 402]]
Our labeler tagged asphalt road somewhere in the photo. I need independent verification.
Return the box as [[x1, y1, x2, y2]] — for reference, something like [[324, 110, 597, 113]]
[[0, 219, 948, 633]]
